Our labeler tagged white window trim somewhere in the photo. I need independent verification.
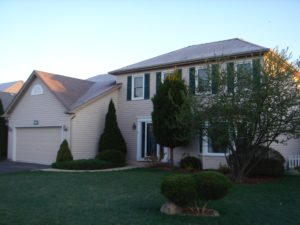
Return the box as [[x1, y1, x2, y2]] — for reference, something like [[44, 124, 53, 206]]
[[161, 70, 173, 83], [136, 116, 168, 162], [200, 133, 227, 156], [131, 75, 144, 100], [30, 84, 44, 95], [195, 65, 211, 95]]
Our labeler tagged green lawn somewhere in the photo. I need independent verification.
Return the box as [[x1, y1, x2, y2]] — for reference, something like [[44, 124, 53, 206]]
[[0, 169, 299, 225]]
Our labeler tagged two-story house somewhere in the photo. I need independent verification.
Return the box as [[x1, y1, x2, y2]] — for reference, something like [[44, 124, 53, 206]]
[[109, 38, 300, 169], [5, 38, 300, 168]]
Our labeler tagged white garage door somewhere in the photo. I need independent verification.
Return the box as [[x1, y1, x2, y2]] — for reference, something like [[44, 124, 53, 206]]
[[15, 127, 62, 165]]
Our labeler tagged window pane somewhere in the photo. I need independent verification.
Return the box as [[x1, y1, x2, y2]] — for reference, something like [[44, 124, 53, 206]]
[[133, 76, 144, 98], [196, 68, 210, 92], [134, 87, 143, 97], [134, 77, 143, 87], [237, 62, 251, 87]]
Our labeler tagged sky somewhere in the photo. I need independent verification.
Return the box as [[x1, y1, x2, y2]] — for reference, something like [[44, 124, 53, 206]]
[[0, 0, 299, 83]]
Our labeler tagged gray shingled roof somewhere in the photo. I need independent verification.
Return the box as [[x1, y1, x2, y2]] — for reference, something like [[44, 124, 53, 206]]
[[110, 38, 269, 75], [6, 71, 118, 114], [0, 80, 24, 93], [0, 92, 15, 112]]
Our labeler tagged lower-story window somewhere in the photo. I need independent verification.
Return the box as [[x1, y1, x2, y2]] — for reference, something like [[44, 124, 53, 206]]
[[137, 117, 168, 161]]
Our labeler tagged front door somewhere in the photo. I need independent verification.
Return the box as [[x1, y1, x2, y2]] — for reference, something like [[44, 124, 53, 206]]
[[137, 118, 168, 162]]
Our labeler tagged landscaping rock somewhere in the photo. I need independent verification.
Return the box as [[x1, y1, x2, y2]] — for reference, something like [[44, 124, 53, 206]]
[[160, 201, 183, 215]]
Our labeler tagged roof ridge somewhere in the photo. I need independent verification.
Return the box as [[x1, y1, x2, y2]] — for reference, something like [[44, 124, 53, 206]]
[[34, 70, 94, 84]]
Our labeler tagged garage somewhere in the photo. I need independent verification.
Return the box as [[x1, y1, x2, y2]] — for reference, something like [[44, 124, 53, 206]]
[[15, 127, 62, 165]]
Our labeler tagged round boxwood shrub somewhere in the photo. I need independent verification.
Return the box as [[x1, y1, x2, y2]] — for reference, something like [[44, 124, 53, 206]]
[[180, 156, 202, 171], [161, 174, 197, 207], [96, 149, 126, 167], [193, 171, 232, 201], [247, 158, 284, 177], [56, 139, 73, 162]]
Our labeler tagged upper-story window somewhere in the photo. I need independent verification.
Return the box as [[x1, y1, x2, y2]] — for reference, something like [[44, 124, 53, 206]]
[[127, 74, 150, 101], [236, 60, 253, 88], [190, 64, 219, 95], [132, 75, 144, 100], [195, 67, 210, 94], [30, 84, 44, 96], [161, 71, 173, 83]]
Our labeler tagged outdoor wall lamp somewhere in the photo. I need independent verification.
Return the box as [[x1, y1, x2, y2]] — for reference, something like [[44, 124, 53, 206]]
[[63, 125, 68, 131], [132, 122, 136, 130]]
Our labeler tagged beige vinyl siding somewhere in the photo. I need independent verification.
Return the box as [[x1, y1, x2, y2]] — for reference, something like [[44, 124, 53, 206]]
[[116, 75, 153, 164], [70, 91, 119, 159], [7, 78, 71, 161], [15, 127, 61, 165]]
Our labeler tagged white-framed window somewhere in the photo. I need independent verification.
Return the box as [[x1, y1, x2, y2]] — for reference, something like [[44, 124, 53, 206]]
[[132, 75, 144, 100], [136, 117, 168, 162], [161, 70, 173, 83], [199, 122, 228, 156], [235, 60, 252, 86], [195, 66, 210, 94], [30, 84, 44, 96]]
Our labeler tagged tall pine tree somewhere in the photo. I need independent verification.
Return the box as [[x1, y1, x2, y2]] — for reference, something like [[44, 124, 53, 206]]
[[151, 70, 193, 166], [98, 99, 127, 154]]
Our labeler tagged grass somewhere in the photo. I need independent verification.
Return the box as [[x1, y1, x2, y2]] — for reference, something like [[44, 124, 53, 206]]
[[0, 169, 299, 225]]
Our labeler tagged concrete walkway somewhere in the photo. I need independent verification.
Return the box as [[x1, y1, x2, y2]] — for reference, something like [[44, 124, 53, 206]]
[[41, 165, 142, 173]]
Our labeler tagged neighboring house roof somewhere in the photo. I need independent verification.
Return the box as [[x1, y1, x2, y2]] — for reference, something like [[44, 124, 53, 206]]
[[6, 70, 119, 114], [0, 92, 15, 112], [110, 38, 269, 75], [0, 81, 24, 93]]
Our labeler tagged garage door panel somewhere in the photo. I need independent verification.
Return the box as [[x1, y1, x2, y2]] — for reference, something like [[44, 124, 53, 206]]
[[16, 127, 61, 165]]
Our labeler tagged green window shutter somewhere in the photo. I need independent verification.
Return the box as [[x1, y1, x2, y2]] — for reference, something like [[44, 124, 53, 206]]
[[211, 64, 220, 94], [227, 62, 234, 93], [252, 58, 261, 89], [144, 73, 150, 99], [156, 72, 162, 92], [127, 76, 132, 101], [189, 67, 195, 94], [178, 69, 182, 79]]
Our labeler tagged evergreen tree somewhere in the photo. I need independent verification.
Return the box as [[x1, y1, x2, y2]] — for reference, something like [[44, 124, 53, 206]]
[[99, 99, 127, 154], [151, 70, 193, 166], [0, 99, 8, 159], [56, 139, 73, 162]]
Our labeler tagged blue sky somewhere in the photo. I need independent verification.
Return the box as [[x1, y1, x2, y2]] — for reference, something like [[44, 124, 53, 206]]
[[0, 0, 299, 83]]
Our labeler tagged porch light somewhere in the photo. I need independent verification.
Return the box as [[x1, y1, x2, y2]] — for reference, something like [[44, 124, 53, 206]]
[[132, 122, 136, 130], [63, 125, 68, 131]]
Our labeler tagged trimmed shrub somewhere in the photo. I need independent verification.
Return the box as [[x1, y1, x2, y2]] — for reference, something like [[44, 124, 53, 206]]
[[268, 149, 285, 165], [96, 149, 126, 167], [99, 100, 127, 154], [161, 174, 197, 207], [193, 171, 232, 201], [295, 166, 300, 173], [56, 140, 73, 162], [247, 158, 284, 177], [180, 156, 202, 171], [52, 159, 113, 170]]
